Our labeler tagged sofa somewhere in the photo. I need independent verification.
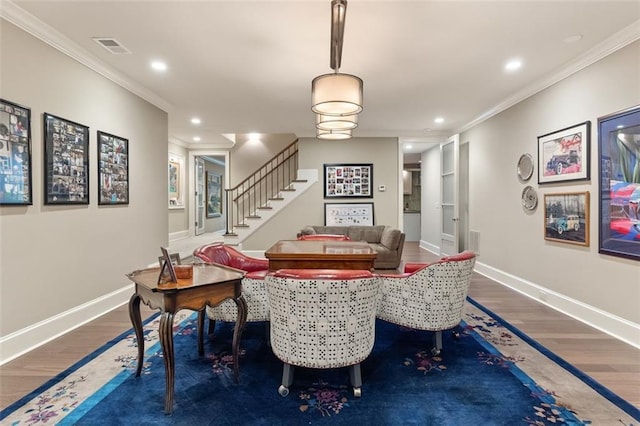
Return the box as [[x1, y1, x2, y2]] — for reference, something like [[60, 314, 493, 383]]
[[298, 225, 405, 269]]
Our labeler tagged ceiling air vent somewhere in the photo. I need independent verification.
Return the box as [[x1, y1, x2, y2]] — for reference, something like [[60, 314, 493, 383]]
[[92, 38, 131, 54]]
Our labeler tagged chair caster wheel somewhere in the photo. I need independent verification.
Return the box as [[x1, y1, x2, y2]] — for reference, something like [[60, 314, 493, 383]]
[[353, 387, 362, 398], [278, 385, 289, 397], [431, 347, 441, 356]]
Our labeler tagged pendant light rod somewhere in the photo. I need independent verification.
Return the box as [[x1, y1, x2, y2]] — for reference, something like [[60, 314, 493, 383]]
[[330, 0, 347, 71]]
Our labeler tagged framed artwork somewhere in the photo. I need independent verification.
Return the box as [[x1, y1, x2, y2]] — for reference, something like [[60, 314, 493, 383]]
[[543, 191, 590, 246], [0, 99, 32, 205], [158, 247, 178, 284], [538, 121, 590, 184], [324, 163, 372, 198], [168, 152, 184, 209], [206, 171, 222, 218], [598, 105, 640, 261], [324, 202, 374, 226], [44, 113, 89, 205], [97, 131, 129, 205]]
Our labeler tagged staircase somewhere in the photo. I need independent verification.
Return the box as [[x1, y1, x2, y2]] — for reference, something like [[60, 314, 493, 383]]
[[223, 140, 318, 246]]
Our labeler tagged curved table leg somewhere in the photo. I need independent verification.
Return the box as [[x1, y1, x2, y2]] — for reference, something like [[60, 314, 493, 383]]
[[128, 293, 144, 377], [158, 311, 175, 414], [232, 294, 248, 383]]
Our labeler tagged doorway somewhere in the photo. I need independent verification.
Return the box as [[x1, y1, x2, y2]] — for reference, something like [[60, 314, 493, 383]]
[[191, 153, 228, 236]]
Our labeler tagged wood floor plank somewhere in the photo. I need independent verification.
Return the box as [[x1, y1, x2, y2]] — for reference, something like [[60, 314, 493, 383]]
[[1, 242, 638, 410]]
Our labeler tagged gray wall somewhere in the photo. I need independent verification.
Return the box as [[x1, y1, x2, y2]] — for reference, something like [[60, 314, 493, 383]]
[[228, 134, 295, 187], [421, 40, 640, 328], [0, 20, 168, 336], [242, 137, 400, 250]]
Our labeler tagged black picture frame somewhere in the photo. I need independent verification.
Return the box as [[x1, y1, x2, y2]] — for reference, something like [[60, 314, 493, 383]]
[[44, 113, 89, 205], [597, 105, 640, 261], [537, 121, 590, 184], [158, 247, 178, 284], [0, 98, 32, 205], [98, 131, 129, 205], [323, 163, 373, 198]]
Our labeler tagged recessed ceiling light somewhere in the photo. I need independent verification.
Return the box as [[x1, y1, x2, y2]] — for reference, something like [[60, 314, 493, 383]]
[[150, 61, 167, 72], [191, 117, 201, 125], [504, 59, 522, 72], [193, 136, 201, 142], [434, 117, 444, 124], [563, 34, 583, 44], [405, 144, 413, 150]]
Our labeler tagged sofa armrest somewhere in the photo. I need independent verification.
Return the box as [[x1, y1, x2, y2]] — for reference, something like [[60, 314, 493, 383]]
[[299, 226, 317, 236], [380, 227, 403, 250]]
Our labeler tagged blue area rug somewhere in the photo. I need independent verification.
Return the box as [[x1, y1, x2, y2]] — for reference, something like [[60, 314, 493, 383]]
[[2, 298, 638, 425]]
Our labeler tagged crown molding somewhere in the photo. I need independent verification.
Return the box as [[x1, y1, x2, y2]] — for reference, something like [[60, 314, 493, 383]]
[[1, 1, 173, 113], [457, 19, 640, 134]]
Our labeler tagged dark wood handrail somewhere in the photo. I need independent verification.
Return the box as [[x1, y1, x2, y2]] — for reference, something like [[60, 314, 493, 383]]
[[232, 150, 298, 203], [224, 139, 299, 236], [228, 139, 299, 192]]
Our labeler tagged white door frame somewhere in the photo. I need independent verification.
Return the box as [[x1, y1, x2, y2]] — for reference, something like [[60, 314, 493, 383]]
[[188, 150, 230, 237], [439, 134, 459, 256]]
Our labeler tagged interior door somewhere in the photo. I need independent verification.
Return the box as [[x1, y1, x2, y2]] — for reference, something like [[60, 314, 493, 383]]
[[440, 134, 459, 256], [195, 157, 205, 235]]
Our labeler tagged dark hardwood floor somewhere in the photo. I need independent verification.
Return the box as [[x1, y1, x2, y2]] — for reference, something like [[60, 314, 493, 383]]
[[1, 242, 638, 411]]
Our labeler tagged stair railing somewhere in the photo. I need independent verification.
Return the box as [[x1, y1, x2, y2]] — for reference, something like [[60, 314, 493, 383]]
[[224, 139, 299, 236]]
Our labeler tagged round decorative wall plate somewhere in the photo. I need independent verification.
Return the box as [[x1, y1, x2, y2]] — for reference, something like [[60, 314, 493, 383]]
[[522, 185, 538, 211], [517, 153, 534, 181]]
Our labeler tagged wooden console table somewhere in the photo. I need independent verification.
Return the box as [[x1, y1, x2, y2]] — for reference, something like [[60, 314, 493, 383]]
[[264, 240, 377, 271], [127, 263, 247, 414]]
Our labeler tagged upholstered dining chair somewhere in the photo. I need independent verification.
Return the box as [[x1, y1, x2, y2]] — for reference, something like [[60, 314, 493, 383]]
[[376, 251, 477, 355], [265, 269, 381, 397], [193, 243, 270, 336]]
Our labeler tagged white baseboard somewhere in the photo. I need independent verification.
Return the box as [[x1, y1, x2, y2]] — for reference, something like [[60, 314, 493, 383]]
[[419, 240, 439, 255], [415, 243, 639, 349], [473, 261, 640, 350], [0, 284, 134, 365], [2, 247, 638, 365], [169, 230, 190, 242]]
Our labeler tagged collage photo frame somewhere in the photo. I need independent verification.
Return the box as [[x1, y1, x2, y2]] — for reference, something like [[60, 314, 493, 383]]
[[44, 113, 89, 205], [0, 99, 32, 205]]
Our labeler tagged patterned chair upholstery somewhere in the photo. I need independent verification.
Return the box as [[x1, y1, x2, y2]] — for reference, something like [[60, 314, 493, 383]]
[[265, 269, 381, 397], [193, 243, 270, 334], [377, 251, 476, 355]]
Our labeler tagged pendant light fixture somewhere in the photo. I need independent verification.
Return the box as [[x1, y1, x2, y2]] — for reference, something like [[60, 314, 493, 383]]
[[312, 0, 363, 139], [316, 128, 353, 140], [316, 112, 358, 131]]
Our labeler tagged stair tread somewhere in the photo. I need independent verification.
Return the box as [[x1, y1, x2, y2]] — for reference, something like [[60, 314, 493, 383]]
[[292, 179, 307, 183], [246, 215, 261, 219], [269, 197, 284, 201], [257, 207, 273, 210]]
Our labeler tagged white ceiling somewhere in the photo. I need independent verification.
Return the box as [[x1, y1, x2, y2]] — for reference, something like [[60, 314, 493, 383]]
[[3, 1, 640, 155]]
